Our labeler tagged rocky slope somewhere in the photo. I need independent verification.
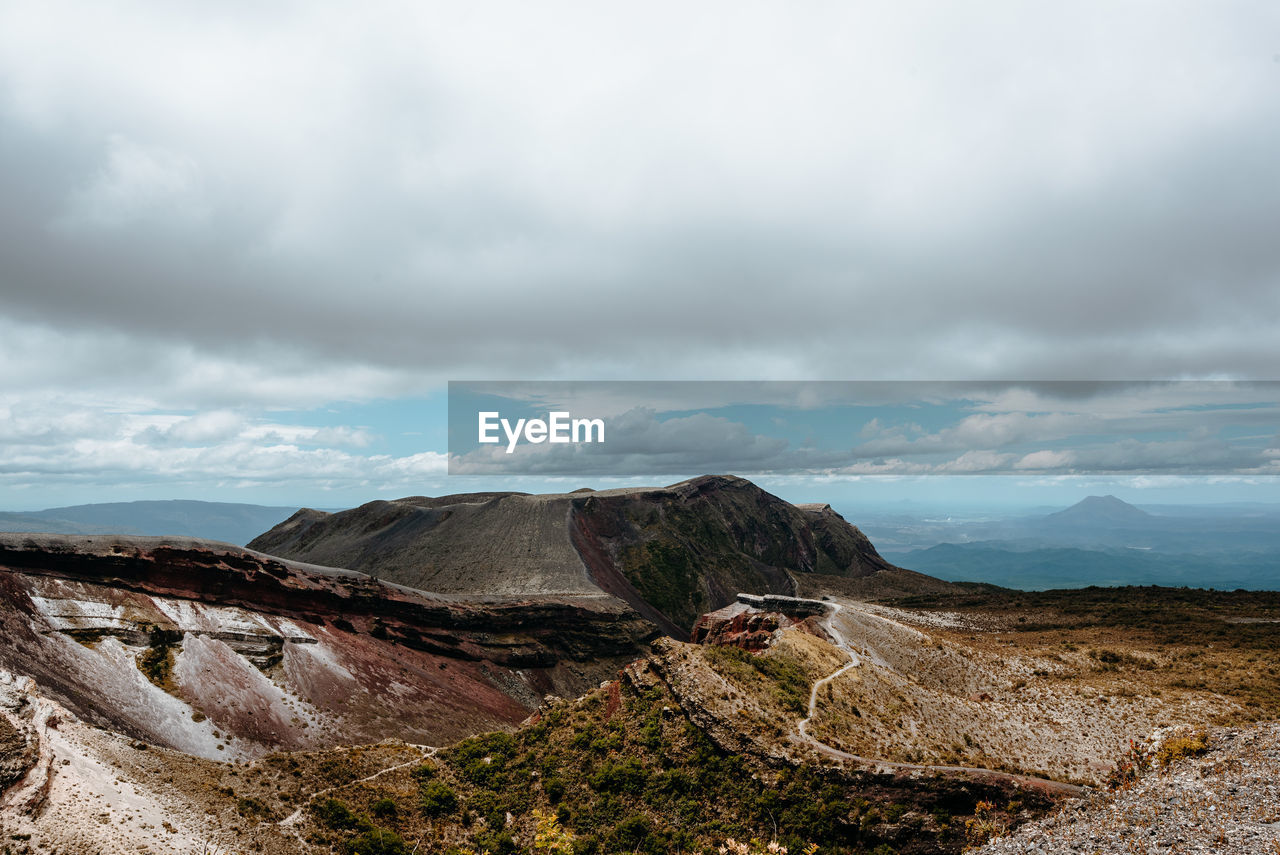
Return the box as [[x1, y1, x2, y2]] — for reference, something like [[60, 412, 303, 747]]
[[976, 723, 1280, 854], [250, 475, 901, 634], [0, 533, 653, 760], [0, 648, 1056, 855], [2, 566, 1275, 854]]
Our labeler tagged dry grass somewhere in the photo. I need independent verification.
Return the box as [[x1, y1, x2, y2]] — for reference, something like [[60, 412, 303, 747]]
[[768, 587, 1279, 787]]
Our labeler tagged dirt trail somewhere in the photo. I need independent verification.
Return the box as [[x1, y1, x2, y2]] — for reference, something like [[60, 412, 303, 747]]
[[278, 745, 438, 829], [790, 598, 1086, 798], [797, 602, 859, 742]]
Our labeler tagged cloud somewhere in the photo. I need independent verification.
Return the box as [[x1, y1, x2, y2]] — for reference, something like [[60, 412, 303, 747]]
[[0, 394, 444, 498], [2, 4, 1279, 502], [0, 1, 1278, 405], [59, 135, 208, 232]]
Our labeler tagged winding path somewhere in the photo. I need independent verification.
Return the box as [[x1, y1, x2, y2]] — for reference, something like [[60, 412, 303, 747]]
[[278, 744, 438, 829], [788, 598, 1086, 798]]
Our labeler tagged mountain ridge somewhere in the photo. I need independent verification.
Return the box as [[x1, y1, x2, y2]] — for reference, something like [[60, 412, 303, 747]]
[[0, 532, 654, 760], [249, 474, 906, 633]]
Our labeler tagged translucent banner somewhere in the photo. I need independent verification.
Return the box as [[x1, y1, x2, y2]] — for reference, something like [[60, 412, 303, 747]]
[[447, 380, 1280, 477]]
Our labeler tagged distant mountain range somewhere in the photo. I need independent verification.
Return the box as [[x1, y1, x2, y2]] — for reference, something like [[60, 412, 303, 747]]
[[878, 495, 1280, 591], [0, 500, 304, 546]]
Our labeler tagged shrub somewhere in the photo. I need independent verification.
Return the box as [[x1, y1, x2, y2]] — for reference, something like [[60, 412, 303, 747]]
[[533, 808, 575, 855], [963, 800, 1007, 847], [1106, 738, 1153, 790], [588, 758, 649, 795], [420, 780, 459, 817], [342, 828, 410, 855], [475, 830, 517, 855], [1156, 732, 1209, 768], [136, 638, 176, 689], [312, 798, 372, 832]]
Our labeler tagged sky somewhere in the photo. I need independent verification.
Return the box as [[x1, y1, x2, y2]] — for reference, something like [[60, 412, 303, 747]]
[[1, 2, 1279, 511]]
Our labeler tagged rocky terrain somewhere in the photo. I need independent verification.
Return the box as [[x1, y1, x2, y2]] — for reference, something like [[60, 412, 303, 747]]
[[249, 475, 909, 634], [1, 476, 1276, 854], [0, 533, 653, 759], [2, 579, 1276, 854], [798, 598, 1246, 786], [976, 722, 1280, 854]]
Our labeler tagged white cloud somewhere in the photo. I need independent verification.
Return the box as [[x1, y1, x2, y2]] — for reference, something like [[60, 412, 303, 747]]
[[1, 3, 1279, 502], [0, 393, 443, 498], [1014, 450, 1076, 470], [60, 135, 207, 232]]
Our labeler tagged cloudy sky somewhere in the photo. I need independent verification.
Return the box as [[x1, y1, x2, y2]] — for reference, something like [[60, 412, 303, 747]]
[[2, 2, 1279, 509]]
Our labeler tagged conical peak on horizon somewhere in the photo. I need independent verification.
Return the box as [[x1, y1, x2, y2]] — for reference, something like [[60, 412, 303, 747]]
[[1051, 494, 1152, 520]]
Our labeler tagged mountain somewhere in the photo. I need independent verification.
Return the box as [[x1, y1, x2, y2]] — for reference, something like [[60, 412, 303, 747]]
[[249, 475, 903, 634], [3, 478, 1278, 854], [865, 494, 1280, 589], [0, 500, 304, 546], [1044, 495, 1153, 526], [884, 542, 1279, 590], [0, 533, 653, 760]]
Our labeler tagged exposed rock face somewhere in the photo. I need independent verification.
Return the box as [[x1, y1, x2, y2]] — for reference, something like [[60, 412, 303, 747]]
[[0, 534, 654, 760], [689, 600, 825, 651], [0, 688, 37, 797], [691, 604, 788, 651], [248, 492, 600, 597], [251, 475, 899, 635]]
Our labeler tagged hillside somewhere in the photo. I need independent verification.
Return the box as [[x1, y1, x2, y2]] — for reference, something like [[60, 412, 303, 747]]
[[6, 581, 1276, 854], [0, 533, 653, 760], [250, 475, 903, 633], [5, 479, 1276, 854], [3, 541, 1278, 853], [976, 722, 1280, 854]]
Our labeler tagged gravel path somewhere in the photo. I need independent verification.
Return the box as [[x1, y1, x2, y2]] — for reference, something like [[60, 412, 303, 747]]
[[790, 598, 1086, 797]]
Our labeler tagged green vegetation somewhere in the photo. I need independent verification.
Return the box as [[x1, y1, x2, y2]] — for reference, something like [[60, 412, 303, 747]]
[[312, 798, 373, 833], [620, 539, 709, 629], [1156, 731, 1209, 768], [312, 798, 413, 854], [135, 631, 180, 690], [290, 678, 1021, 854], [209, 661, 1048, 855], [704, 644, 813, 715], [420, 780, 459, 816], [342, 828, 411, 855], [370, 798, 398, 819]]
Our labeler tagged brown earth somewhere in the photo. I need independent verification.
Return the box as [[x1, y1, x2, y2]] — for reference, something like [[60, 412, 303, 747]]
[[0, 534, 653, 759], [249, 475, 902, 634]]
